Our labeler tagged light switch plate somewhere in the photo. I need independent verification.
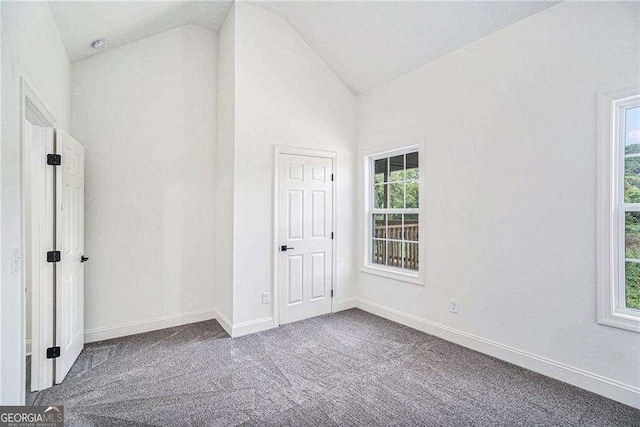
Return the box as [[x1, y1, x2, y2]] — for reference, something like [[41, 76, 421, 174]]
[[11, 247, 21, 274], [450, 299, 459, 314]]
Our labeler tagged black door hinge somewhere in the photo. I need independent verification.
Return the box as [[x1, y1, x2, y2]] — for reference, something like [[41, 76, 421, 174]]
[[47, 154, 61, 166], [47, 251, 61, 263], [46, 347, 60, 359], [331, 232, 334, 240], [331, 174, 334, 181], [331, 289, 334, 298]]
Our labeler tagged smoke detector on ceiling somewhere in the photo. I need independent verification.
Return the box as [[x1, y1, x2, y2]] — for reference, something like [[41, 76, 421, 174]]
[[91, 38, 106, 49]]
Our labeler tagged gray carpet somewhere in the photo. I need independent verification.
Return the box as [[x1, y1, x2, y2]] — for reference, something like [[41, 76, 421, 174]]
[[35, 309, 639, 426]]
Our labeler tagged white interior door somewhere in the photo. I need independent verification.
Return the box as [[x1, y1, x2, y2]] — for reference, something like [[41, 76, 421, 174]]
[[55, 130, 85, 383], [278, 153, 333, 325]]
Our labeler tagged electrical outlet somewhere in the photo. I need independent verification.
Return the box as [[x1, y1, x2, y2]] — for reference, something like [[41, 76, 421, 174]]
[[11, 247, 21, 274], [261, 292, 270, 304], [450, 299, 459, 314]]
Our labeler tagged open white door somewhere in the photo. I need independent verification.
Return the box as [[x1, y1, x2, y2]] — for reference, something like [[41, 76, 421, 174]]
[[277, 153, 334, 325], [55, 130, 85, 383]]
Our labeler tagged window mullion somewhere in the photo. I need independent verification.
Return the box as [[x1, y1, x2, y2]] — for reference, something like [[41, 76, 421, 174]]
[[371, 208, 418, 214], [621, 204, 640, 212], [386, 156, 390, 208]]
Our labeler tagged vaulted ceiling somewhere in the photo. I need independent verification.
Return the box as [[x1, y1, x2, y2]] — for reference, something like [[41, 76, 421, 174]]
[[251, 1, 558, 95], [49, 0, 558, 94], [49, 1, 232, 62]]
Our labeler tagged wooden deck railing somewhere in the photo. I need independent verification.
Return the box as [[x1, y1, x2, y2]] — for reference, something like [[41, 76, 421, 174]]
[[373, 224, 418, 270]]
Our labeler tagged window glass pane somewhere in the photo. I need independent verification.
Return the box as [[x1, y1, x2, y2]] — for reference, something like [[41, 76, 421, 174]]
[[404, 214, 418, 241], [625, 106, 640, 154], [405, 181, 419, 208], [389, 154, 404, 182], [374, 184, 387, 208], [626, 212, 640, 258], [372, 239, 386, 266], [388, 214, 402, 240], [625, 261, 640, 310], [374, 158, 388, 183], [406, 151, 419, 180], [404, 242, 419, 271], [625, 157, 640, 203], [390, 182, 404, 208], [387, 240, 402, 268], [626, 107, 640, 203], [373, 214, 387, 239]]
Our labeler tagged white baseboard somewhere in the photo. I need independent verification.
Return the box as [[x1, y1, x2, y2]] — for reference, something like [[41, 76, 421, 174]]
[[356, 298, 640, 410], [214, 307, 233, 337], [26, 340, 32, 357], [232, 317, 274, 337], [84, 308, 216, 343], [336, 297, 357, 311], [212, 308, 274, 338]]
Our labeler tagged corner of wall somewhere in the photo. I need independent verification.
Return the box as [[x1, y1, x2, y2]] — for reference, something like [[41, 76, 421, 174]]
[[215, 3, 236, 327]]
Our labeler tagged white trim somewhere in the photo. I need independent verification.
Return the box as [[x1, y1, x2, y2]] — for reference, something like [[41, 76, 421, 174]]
[[360, 265, 422, 285], [273, 145, 338, 326], [214, 307, 233, 337], [597, 84, 640, 332], [359, 139, 426, 286], [84, 309, 216, 343], [232, 317, 275, 337], [22, 79, 56, 127], [356, 298, 640, 409], [336, 297, 358, 311], [368, 145, 419, 161]]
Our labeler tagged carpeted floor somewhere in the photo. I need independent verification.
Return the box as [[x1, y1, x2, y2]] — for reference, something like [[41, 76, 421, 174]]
[[36, 309, 639, 426]]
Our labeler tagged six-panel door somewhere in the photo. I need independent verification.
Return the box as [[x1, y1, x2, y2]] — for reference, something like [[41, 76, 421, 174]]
[[55, 130, 85, 383], [278, 154, 333, 325]]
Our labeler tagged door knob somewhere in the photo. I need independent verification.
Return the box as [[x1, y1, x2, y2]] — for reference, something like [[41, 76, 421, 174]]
[[81, 256, 89, 263], [280, 245, 295, 252]]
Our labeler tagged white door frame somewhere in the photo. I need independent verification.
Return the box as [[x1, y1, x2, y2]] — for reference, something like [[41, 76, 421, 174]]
[[20, 78, 57, 400], [272, 145, 338, 326]]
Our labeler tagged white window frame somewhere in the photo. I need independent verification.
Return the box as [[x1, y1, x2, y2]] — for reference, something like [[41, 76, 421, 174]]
[[361, 141, 425, 285], [597, 85, 640, 333]]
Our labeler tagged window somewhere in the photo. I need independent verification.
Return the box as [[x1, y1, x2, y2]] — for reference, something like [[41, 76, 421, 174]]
[[364, 145, 422, 283], [598, 86, 640, 332]]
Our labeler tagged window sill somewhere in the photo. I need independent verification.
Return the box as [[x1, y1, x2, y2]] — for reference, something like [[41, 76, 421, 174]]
[[597, 311, 640, 333], [361, 265, 423, 286]]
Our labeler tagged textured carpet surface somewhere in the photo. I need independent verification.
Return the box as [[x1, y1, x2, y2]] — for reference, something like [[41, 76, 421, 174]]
[[36, 309, 639, 426]]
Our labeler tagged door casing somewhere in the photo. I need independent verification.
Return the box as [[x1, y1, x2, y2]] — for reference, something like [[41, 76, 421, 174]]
[[272, 145, 338, 326]]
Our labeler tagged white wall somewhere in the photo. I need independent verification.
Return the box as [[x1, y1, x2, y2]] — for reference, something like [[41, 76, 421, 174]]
[[71, 25, 218, 340], [232, 2, 357, 327], [1, 1, 71, 404], [215, 7, 235, 333], [357, 2, 640, 406]]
